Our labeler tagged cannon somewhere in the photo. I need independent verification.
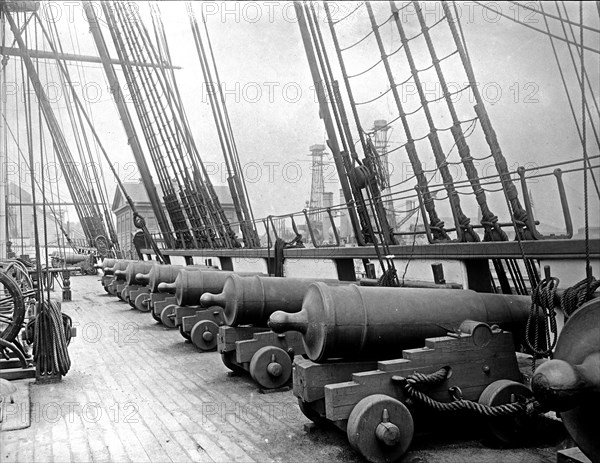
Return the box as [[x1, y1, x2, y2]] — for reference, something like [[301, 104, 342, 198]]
[[158, 269, 261, 306], [124, 261, 154, 286], [95, 258, 117, 272], [267, 284, 539, 462], [178, 306, 225, 350], [270, 283, 531, 362], [217, 325, 305, 390], [133, 264, 192, 312], [532, 298, 599, 463], [104, 259, 134, 277], [201, 274, 349, 326], [105, 260, 134, 296], [136, 263, 218, 293], [205, 276, 349, 390], [113, 261, 155, 303], [153, 300, 224, 350], [135, 264, 218, 312], [152, 296, 178, 323], [96, 258, 117, 291]]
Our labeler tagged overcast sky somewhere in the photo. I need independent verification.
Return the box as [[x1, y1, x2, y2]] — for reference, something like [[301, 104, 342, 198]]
[[2, 1, 599, 236]]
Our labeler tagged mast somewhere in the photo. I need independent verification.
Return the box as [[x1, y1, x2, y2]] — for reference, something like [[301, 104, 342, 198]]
[[5, 11, 108, 249], [82, 1, 174, 249], [294, 2, 363, 244], [0, 14, 5, 259]]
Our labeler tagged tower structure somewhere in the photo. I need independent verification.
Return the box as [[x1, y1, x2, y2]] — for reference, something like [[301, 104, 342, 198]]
[[372, 120, 396, 228], [308, 144, 326, 232]]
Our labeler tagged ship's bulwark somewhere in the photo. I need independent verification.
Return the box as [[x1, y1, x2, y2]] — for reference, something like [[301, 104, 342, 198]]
[[0, 276, 561, 462]]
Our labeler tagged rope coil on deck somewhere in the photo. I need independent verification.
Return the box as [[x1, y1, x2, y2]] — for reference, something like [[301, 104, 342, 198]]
[[33, 300, 72, 376]]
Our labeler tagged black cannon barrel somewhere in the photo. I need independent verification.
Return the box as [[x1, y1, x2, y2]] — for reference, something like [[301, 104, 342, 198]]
[[201, 275, 346, 327], [94, 258, 116, 270], [124, 261, 155, 286], [109, 260, 135, 280], [137, 264, 215, 293], [269, 283, 531, 362], [137, 264, 185, 292], [158, 269, 261, 306]]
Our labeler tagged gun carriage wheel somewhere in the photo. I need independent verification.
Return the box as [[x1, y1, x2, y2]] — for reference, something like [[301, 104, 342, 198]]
[[249, 345, 292, 389], [477, 379, 533, 445], [160, 305, 177, 328], [190, 320, 219, 351], [134, 293, 151, 312], [346, 394, 414, 463]]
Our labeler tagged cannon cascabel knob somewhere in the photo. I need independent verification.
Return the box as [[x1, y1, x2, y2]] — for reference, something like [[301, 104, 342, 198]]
[[136, 272, 150, 284], [268, 310, 308, 334], [158, 281, 176, 293], [200, 291, 227, 308]]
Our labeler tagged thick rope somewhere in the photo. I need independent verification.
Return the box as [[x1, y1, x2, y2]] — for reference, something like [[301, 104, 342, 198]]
[[33, 300, 71, 376], [404, 384, 526, 416], [406, 366, 450, 385], [525, 277, 559, 370], [561, 276, 600, 318], [580, 1, 591, 298], [396, 367, 527, 417], [377, 267, 398, 287]]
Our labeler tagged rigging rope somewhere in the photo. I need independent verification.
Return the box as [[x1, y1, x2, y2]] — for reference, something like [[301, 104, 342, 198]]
[[508, 1, 600, 34], [539, 3, 600, 199], [329, 2, 364, 25], [580, 0, 592, 299], [471, 1, 600, 54]]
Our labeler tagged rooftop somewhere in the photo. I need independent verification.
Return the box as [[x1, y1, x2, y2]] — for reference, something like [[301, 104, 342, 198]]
[[112, 183, 233, 213]]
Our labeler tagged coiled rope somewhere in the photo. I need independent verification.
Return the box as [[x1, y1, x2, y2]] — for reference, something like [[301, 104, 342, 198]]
[[525, 277, 559, 370], [33, 300, 71, 376], [561, 275, 600, 319], [524, 273, 599, 371]]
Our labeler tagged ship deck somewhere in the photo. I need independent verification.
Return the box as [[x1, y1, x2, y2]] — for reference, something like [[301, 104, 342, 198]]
[[1, 275, 566, 463]]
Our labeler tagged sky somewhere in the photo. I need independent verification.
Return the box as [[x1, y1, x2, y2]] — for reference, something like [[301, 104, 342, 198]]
[[1, 1, 599, 239]]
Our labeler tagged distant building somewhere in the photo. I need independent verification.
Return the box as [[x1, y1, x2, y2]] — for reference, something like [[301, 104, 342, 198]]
[[5, 182, 69, 249], [6, 182, 33, 242], [111, 183, 237, 255]]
